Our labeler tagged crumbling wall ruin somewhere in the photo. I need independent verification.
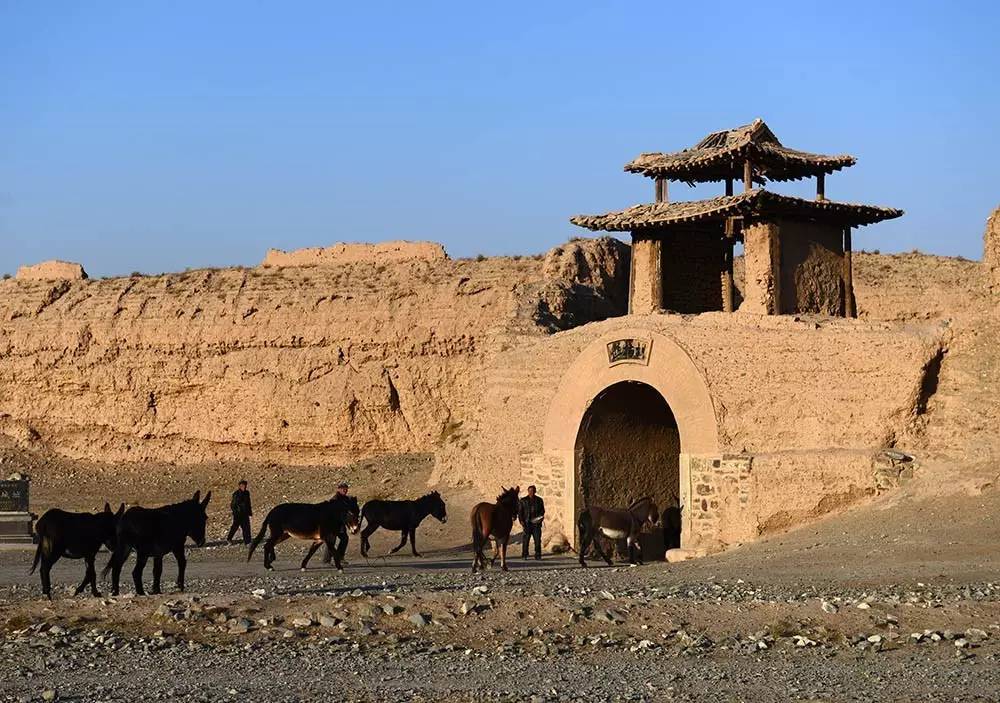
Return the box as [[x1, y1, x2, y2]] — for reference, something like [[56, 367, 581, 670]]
[[986, 206, 1000, 295], [777, 220, 845, 316], [261, 241, 448, 268], [0, 235, 976, 552], [16, 260, 88, 281], [0, 240, 625, 467]]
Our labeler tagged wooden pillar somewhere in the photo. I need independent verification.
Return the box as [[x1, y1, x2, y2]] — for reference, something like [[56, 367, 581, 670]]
[[816, 173, 826, 201], [655, 177, 669, 204], [742, 221, 781, 315], [743, 160, 753, 192], [629, 235, 663, 314], [843, 226, 856, 318], [725, 178, 733, 197]]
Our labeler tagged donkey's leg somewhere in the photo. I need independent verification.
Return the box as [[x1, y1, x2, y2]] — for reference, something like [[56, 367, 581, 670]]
[[578, 530, 590, 568], [409, 528, 421, 557], [86, 555, 101, 597], [109, 546, 125, 597], [74, 555, 95, 596], [264, 534, 288, 571], [173, 547, 188, 591], [151, 555, 164, 594], [389, 530, 408, 554], [500, 537, 509, 571], [630, 534, 644, 566], [300, 542, 323, 571], [590, 533, 614, 567], [360, 521, 378, 557], [40, 553, 57, 599], [131, 551, 149, 596]]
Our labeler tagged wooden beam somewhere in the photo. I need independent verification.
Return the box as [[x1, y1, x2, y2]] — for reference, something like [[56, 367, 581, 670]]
[[843, 227, 856, 318], [655, 177, 668, 203], [816, 173, 826, 201], [725, 178, 733, 196], [743, 160, 753, 192]]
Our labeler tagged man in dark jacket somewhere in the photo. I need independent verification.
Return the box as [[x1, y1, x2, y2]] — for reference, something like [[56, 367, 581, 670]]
[[227, 480, 253, 544], [518, 485, 545, 560]]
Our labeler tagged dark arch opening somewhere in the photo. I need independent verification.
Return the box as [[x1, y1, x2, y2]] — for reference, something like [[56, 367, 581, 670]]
[[574, 381, 681, 553]]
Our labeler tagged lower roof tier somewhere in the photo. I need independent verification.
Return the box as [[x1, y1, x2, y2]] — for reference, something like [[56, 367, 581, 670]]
[[570, 189, 903, 232]]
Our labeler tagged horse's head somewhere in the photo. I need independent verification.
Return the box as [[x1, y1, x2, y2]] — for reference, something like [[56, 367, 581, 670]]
[[496, 486, 520, 511], [187, 490, 212, 546], [427, 491, 447, 523], [629, 496, 660, 530], [340, 494, 361, 534], [101, 502, 126, 551]]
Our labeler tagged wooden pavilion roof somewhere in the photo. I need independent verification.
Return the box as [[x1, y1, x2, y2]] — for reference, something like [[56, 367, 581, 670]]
[[569, 189, 903, 232], [624, 119, 856, 184]]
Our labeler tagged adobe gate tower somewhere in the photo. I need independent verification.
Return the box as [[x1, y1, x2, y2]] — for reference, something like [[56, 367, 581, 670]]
[[571, 119, 902, 316]]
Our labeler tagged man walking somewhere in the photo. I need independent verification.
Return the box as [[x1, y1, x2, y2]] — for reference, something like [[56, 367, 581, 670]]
[[227, 479, 253, 544], [325, 481, 351, 564], [518, 485, 545, 560]]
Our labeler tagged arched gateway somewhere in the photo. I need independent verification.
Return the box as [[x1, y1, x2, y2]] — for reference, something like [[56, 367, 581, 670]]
[[538, 329, 720, 554]]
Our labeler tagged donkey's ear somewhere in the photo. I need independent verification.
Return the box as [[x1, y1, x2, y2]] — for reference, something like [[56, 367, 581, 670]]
[[104, 502, 112, 513], [192, 490, 201, 503], [201, 491, 212, 508], [117, 503, 126, 516]]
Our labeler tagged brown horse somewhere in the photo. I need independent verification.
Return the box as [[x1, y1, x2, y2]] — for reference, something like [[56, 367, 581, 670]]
[[470, 486, 519, 573], [578, 496, 660, 567]]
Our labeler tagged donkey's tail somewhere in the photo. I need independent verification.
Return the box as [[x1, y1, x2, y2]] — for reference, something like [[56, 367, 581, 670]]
[[247, 515, 270, 562], [101, 540, 132, 580], [29, 539, 43, 574]]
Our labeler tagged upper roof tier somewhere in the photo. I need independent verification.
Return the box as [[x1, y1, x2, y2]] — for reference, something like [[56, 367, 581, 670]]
[[570, 189, 903, 232], [624, 119, 857, 184]]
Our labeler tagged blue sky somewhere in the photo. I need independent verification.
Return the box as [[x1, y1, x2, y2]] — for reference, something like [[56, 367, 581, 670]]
[[2, 1, 998, 277]]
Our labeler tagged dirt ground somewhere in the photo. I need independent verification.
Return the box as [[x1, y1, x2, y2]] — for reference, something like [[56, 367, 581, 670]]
[[3, 446, 1000, 702]]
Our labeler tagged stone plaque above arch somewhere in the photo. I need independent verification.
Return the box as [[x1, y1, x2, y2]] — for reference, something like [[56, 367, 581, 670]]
[[543, 328, 720, 457]]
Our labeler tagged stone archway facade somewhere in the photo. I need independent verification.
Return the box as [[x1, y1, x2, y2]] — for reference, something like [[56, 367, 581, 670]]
[[523, 328, 730, 554]]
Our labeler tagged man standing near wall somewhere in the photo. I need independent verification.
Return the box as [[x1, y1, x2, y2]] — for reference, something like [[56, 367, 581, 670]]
[[227, 480, 253, 544], [327, 481, 351, 564], [518, 485, 545, 560]]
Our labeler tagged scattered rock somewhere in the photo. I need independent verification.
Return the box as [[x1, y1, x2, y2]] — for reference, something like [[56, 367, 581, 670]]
[[408, 613, 431, 627]]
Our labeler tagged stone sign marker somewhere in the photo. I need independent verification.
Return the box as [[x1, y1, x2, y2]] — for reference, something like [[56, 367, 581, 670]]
[[0, 476, 34, 544]]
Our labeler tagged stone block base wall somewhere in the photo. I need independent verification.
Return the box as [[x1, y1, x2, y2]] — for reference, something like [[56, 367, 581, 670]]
[[520, 451, 572, 548]]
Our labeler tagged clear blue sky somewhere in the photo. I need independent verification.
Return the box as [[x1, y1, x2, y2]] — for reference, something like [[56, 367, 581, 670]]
[[2, 1, 998, 277]]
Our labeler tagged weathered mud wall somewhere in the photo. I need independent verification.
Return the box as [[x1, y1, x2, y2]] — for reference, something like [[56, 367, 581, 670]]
[[0, 234, 980, 543], [661, 230, 724, 313], [777, 220, 844, 316], [261, 241, 447, 268], [467, 313, 946, 546], [0, 240, 626, 467], [16, 260, 88, 281], [986, 207, 1000, 295]]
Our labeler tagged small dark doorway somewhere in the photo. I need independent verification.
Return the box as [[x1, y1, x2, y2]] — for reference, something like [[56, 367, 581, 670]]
[[574, 381, 681, 557]]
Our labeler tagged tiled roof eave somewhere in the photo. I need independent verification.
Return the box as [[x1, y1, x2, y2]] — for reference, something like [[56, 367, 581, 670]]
[[570, 190, 903, 232]]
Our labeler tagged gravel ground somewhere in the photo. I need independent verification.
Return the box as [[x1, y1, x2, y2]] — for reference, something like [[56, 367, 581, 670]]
[[3, 541, 1000, 703], [4, 444, 1000, 701]]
